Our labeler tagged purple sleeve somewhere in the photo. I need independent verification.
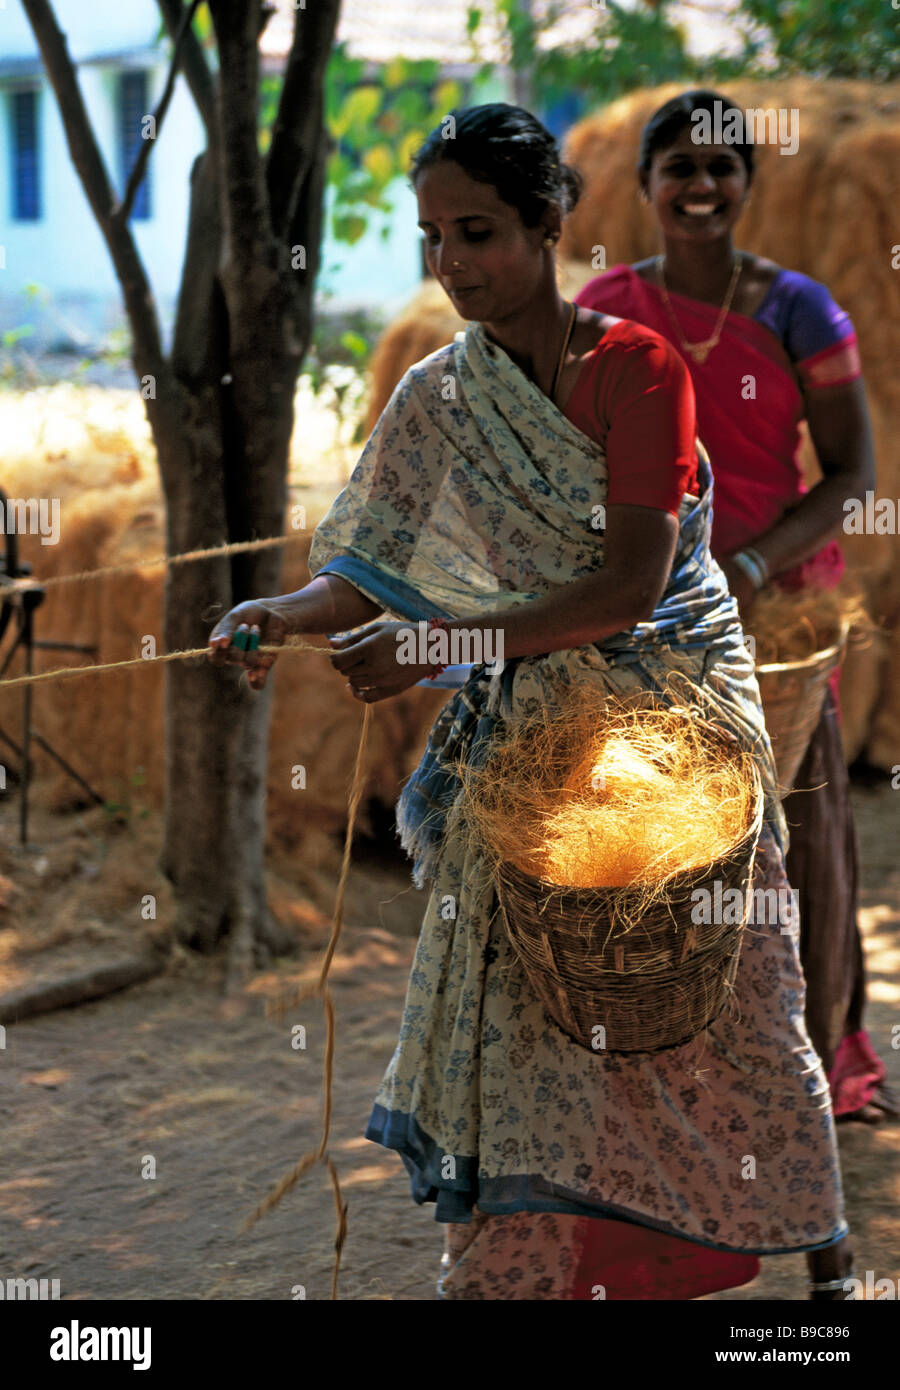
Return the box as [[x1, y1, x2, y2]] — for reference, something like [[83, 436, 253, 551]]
[[755, 270, 855, 364]]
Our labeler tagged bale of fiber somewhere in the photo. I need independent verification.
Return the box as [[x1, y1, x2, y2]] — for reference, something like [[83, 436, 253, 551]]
[[365, 279, 463, 436], [0, 415, 449, 856]]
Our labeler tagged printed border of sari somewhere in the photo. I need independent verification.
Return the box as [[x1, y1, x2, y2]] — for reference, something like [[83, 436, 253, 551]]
[[797, 334, 863, 390], [371, 1101, 848, 1255]]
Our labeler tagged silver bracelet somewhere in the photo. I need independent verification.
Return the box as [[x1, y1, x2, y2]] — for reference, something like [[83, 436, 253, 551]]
[[743, 545, 770, 585], [732, 548, 767, 591]]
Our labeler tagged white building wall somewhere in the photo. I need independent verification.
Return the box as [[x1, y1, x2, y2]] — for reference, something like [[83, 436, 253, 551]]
[[0, 0, 510, 348], [0, 0, 160, 60], [0, 58, 205, 348]]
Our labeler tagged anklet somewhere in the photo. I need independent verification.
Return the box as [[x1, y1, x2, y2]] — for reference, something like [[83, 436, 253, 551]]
[[808, 1265, 855, 1293]]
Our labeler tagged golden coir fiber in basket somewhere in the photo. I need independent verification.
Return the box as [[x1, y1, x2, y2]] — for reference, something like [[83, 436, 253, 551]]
[[457, 685, 758, 895], [746, 579, 870, 666]]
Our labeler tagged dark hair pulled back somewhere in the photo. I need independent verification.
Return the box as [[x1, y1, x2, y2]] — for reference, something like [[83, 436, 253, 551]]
[[410, 103, 582, 227]]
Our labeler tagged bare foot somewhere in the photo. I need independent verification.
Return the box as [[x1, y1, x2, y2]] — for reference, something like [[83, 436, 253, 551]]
[[836, 1103, 884, 1125], [807, 1237, 854, 1301]]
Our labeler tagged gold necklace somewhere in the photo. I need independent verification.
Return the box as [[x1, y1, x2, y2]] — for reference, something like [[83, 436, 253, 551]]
[[550, 301, 577, 401], [656, 253, 743, 364]]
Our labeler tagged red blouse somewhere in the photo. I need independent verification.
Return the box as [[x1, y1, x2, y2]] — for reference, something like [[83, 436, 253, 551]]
[[561, 318, 698, 516]]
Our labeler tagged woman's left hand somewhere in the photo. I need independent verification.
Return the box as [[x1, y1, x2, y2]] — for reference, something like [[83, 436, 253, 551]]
[[328, 619, 438, 702], [720, 558, 757, 624]]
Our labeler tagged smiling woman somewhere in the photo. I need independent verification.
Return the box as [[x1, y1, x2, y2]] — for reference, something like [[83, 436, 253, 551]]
[[574, 87, 895, 1138], [208, 103, 852, 1302]]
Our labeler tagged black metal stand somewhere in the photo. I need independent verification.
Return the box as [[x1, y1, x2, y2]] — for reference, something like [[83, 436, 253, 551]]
[[0, 575, 106, 846]]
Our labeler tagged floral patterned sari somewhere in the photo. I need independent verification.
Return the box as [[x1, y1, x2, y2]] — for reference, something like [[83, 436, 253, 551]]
[[308, 320, 846, 1298]]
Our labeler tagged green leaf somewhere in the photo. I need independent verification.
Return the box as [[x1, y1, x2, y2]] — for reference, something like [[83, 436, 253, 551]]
[[398, 128, 427, 172], [383, 57, 411, 88], [430, 79, 463, 121], [193, 3, 214, 44], [392, 87, 429, 125], [362, 143, 395, 184], [332, 84, 382, 139], [339, 331, 369, 359], [2, 325, 34, 346], [331, 211, 368, 245], [328, 149, 354, 185]]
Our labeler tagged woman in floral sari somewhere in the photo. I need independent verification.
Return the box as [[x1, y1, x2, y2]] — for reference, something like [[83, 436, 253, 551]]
[[209, 105, 851, 1299], [574, 89, 897, 1124]]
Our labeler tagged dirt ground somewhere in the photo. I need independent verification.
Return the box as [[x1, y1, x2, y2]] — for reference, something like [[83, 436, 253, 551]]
[[0, 778, 898, 1302]]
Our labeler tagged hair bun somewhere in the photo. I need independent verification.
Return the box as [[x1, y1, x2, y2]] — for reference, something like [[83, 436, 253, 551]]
[[560, 162, 583, 216]]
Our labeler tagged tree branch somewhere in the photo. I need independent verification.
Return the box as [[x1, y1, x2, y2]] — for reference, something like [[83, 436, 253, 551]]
[[207, 0, 279, 328], [116, 0, 204, 224], [20, 0, 166, 382], [284, 111, 329, 360], [266, 0, 342, 237], [156, 0, 217, 138], [171, 151, 225, 387]]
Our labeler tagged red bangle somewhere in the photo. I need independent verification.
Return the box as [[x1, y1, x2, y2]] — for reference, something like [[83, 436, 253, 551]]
[[426, 616, 448, 679]]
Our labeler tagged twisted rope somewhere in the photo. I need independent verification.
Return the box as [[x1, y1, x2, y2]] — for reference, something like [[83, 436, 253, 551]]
[[14, 532, 307, 591], [241, 703, 374, 1302], [1, 527, 377, 1296], [0, 639, 329, 691]]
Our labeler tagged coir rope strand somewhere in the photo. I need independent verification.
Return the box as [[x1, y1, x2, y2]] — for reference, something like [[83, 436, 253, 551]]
[[0, 530, 375, 1296], [0, 639, 332, 690], [242, 702, 373, 1302], [9, 531, 307, 591], [0, 530, 335, 692]]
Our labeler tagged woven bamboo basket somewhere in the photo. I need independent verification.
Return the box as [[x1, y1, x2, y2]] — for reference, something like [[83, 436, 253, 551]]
[[494, 743, 764, 1056], [755, 622, 848, 794]]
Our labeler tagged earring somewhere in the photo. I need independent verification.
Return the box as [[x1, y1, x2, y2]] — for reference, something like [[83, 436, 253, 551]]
[[452, 260, 462, 269], [543, 235, 556, 248]]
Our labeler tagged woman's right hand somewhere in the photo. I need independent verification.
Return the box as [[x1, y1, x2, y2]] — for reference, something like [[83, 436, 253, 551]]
[[207, 598, 291, 691]]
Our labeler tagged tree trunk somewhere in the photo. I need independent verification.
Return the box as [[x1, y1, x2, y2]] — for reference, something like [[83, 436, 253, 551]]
[[22, 0, 342, 969], [153, 150, 298, 964], [155, 394, 299, 963]]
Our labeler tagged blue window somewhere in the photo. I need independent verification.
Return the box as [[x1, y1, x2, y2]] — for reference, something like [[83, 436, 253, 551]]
[[541, 93, 588, 143], [10, 89, 41, 221], [118, 70, 151, 220]]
